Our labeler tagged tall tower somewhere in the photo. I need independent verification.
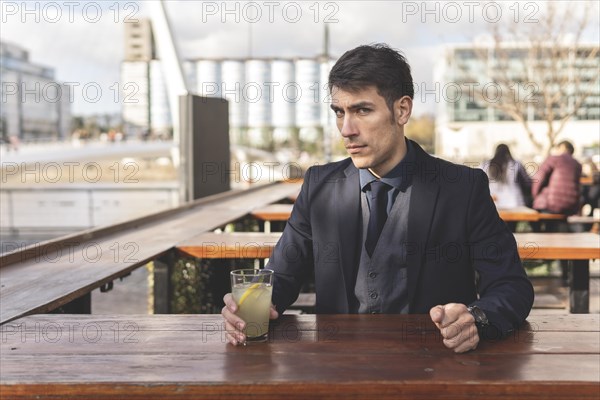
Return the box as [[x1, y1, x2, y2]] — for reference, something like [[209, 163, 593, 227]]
[[124, 19, 155, 62]]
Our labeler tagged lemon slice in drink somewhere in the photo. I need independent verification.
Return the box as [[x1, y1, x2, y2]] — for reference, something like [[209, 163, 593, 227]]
[[238, 283, 262, 306]]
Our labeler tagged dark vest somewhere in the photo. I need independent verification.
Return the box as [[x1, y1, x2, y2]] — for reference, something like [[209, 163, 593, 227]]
[[354, 185, 412, 313]]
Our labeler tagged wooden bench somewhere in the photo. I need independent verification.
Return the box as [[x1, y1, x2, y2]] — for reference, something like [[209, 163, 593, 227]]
[[0, 182, 302, 325], [178, 231, 313, 312], [249, 204, 294, 232], [247, 205, 568, 226], [178, 231, 600, 314], [497, 207, 565, 222]]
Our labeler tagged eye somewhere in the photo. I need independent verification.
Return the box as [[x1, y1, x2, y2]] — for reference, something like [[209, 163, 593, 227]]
[[334, 109, 344, 118], [357, 108, 371, 115]]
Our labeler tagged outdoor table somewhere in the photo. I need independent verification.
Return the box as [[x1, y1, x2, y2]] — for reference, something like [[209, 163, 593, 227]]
[[1, 313, 597, 399], [498, 207, 565, 222]]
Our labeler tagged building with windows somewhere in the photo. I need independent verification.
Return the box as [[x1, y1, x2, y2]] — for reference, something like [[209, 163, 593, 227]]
[[121, 19, 173, 138], [0, 41, 71, 141], [434, 43, 600, 160]]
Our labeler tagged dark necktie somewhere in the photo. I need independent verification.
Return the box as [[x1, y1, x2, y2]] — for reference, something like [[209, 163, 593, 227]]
[[365, 180, 389, 257]]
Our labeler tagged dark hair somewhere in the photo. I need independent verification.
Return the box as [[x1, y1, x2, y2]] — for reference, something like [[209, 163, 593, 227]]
[[557, 140, 575, 155], [328, 43, 414, 113], [488, 144, 514, 183]]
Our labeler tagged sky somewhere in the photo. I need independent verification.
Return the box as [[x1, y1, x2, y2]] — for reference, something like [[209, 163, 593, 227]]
[[1, 0, 598, 116]]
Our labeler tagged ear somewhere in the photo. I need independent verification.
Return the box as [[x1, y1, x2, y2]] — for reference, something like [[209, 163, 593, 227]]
[[393, 96, 412, 127]]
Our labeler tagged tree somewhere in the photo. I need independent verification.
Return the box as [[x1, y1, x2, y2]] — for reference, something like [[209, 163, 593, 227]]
[[405, 114, 435, 153], [464, 1, 599, 154]]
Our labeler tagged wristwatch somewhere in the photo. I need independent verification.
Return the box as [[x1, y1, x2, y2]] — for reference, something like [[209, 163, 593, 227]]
[[467, 305, 489, 330]]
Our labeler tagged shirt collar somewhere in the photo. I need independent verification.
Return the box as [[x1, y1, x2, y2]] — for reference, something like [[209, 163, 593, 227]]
[[359, 139, 415, 192]]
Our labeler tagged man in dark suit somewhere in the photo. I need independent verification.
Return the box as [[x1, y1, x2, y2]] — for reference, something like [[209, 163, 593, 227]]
[[222, 44, 534, 352]]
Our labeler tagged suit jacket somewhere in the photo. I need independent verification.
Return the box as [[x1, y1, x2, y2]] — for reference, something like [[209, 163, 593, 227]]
[[269, 140, 534, 337]]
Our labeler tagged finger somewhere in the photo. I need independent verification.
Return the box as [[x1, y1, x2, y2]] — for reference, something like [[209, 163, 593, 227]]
[[269, 304, 279, 320], [224, 320, 246, 344], [443, 324, 479, 351], [225, 332, 240, 346], [222, 308, 245, 331], [438, 303, 467, 328], [441, 311, 477, 340], [452, 329, 480, 353], [223, 293, 237, 313], [441, 321, 463, 340], [429, 305, 445, 326]]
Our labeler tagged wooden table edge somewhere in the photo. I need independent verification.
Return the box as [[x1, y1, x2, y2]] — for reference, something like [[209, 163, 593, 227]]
[[1, 381, 599, 399]]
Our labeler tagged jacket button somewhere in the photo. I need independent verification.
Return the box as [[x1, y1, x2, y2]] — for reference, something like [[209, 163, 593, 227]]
[[370, 292, 378, 299], [369, 272, 377, 279]]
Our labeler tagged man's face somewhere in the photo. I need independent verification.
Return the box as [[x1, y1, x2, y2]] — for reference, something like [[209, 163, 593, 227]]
[[330, 86, 411, 177]]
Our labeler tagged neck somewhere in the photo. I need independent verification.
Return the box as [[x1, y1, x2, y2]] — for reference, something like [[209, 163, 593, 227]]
[[370, 138, 407, 177]]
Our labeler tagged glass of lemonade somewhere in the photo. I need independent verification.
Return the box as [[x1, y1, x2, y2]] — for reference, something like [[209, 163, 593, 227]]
[[230, 269, 274, 343]]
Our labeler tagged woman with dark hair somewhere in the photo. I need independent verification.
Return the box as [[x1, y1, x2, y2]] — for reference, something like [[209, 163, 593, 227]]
[[481, 144, 532, 209]]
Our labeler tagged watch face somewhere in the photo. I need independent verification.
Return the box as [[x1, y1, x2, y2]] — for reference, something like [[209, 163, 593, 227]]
[[469, 306, 489, 326]]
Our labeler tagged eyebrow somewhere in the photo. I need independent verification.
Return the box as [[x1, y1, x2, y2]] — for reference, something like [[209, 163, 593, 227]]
[[330, 101, 376, 112]]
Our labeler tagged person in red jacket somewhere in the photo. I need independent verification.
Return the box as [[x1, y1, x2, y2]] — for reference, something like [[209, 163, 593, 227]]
[[532, 140, 582, 216]]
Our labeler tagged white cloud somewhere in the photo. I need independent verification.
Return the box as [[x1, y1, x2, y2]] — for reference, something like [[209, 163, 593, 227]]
[[1, 0, 598, 115]]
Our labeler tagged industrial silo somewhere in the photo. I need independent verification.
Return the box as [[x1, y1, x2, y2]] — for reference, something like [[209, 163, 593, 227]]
[[221, 60, 247, 129], [295, 58, 321, 128], [245, 59, 272, 129], [196, 59, 221, 98], [271, 59, 296, 143]]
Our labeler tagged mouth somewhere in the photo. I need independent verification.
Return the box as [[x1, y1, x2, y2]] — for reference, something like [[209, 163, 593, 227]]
[[346, 144, 367, 155]]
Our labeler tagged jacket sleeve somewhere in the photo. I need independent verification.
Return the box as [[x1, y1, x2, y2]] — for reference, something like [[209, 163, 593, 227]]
[[532, 158, 553, 197], [267, 167, 315, 314], [466, 170, 535, 338]]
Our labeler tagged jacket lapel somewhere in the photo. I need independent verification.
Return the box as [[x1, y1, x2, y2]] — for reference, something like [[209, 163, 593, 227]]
[[335, 162, 361, 311], [406, 141, 440, 308]]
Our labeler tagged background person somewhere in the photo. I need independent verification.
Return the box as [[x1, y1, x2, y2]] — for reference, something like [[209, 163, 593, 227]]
[[481, 143, 532, 209], [532, 140, 582, 217]]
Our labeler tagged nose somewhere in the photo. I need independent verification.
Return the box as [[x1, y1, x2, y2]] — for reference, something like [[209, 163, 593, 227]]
[[340, 114, 358, 138]]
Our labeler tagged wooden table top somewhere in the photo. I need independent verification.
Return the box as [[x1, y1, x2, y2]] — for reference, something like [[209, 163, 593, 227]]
[[248, 205, 566, 223], [177, 232, 282, 258], [495, 207, 567, 222], [1, 314, 598, 399], [515, 232, 600, 260], [250, 204, 294, 221], [178, 232, 600, 261]]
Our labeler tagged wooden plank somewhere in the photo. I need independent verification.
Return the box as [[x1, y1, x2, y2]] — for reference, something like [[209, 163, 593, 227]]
[[250, 204, 294, 221], [178, 232, 281, 259], [1, 313, 597, 333], [0, 381, 598, 400], [248, 205, 568, 224], [0, 183, 302, 325], [0, 314, 598, 399], [179, 232, 600, 261], [497, 207, 565, 222], [515, 233, 600, 260]]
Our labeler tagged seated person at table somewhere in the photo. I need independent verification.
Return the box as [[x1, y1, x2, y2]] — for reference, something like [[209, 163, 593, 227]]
[[222, 44, 534, 353], [532, 140, 582, 216], [480, 143, 532, 209]]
